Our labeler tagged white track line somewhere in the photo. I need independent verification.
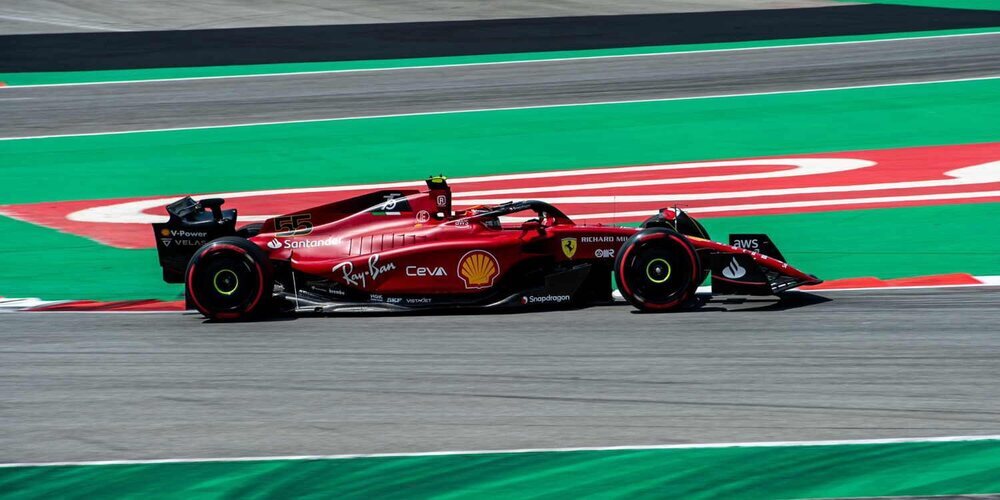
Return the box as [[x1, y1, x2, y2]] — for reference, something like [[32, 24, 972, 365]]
[[3, 75, 998, 141], [0, 13, 126, 32], [3, 435, 998, 468], [5, 31, 998, 89]]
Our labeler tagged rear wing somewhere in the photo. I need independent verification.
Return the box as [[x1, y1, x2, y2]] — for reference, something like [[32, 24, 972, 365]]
[[152, 197, 237, 283]]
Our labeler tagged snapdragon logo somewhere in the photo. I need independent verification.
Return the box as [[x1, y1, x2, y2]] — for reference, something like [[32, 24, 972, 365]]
[[521, 294, 571, 305]]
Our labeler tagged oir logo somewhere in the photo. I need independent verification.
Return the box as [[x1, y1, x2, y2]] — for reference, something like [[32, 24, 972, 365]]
[[458, 250, 499, 289]]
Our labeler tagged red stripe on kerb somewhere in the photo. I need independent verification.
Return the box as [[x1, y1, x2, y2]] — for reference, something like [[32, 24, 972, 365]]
[[28, 300, 185, 312], [801, 272, 981, 290]]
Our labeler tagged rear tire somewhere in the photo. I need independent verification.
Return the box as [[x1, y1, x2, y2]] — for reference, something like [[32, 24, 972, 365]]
[[185, 237, 273, 321], [615, 228, 701, 312]]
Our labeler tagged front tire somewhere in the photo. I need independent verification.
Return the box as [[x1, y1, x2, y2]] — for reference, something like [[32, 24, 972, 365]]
[[185, 237, 273, 321], [615, 228, 701, 312]]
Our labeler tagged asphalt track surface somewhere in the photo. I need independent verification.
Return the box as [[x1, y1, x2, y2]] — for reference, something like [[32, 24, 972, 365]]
[[5, 4, 1000, 72], [0, 0, 843, 34], [1, 287, 999, 462], [3, 33, 1000, 138]]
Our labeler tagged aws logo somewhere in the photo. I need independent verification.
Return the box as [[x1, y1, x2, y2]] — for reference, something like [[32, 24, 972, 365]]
[[731, 238, 760, 251]]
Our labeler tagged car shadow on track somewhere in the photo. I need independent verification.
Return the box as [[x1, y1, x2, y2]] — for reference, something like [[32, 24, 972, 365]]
[[673, 291, 832, 314], [199, 291, 831, 322]]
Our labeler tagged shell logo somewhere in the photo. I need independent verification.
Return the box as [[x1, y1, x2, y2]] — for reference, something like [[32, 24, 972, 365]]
[[458, 250, 500, 289]]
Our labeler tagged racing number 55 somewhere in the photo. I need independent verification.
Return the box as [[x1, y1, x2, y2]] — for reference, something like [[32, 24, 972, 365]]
[[274, 214, 313, 237]]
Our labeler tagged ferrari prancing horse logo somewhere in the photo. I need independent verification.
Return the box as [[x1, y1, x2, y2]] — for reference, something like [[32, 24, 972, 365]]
[[561, 238, 577, 259]]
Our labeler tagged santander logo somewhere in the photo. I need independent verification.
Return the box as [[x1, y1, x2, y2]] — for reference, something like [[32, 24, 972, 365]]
[[722, 258, 747, 279], [267, 238, 282, 250]]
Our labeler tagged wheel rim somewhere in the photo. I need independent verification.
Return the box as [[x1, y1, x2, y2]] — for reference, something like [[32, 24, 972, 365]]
[[645, 258, 672, 284], [213, 269, 240, 296], [191, 251, 260, 313], [622, 236, 695, 306]]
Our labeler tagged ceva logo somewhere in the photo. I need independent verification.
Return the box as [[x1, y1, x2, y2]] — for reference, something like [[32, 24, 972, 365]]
[[406, 266, 447, 277]]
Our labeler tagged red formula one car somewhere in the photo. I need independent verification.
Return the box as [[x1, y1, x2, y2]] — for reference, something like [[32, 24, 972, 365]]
[[152, 177, 821, 320]]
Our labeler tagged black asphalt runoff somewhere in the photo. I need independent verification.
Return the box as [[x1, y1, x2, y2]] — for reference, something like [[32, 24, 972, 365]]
[[2, 4, 1000, 72]]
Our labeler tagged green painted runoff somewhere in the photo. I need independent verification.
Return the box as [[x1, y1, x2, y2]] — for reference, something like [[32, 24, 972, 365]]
[[4, 78, 999, 205], [2, 439, 1000, 499], [837, 0, 1000, 10], [2, 78, 998, 300]]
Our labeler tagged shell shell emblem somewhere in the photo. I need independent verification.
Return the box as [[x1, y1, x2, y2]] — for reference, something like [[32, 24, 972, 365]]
[[458, 250, 500, 289]]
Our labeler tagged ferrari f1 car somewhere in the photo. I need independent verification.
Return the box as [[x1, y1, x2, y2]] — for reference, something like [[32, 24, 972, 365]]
[[153, 176, 821, 320]]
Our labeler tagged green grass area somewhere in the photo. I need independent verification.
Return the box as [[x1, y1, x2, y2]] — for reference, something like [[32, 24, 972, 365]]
[[1, 27, 996, 86], [839, 0, 1000, 10], [0, 216, 170, 301], [3, 439, 1000, 498], [702, 203, 1000, 282], [4, 78, 999, 205]]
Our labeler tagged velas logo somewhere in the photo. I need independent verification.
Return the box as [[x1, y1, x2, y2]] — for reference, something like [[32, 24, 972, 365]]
[[160, 238, 204, 247], [458, 250, 499, 289], [3, 144, 998, 249]]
